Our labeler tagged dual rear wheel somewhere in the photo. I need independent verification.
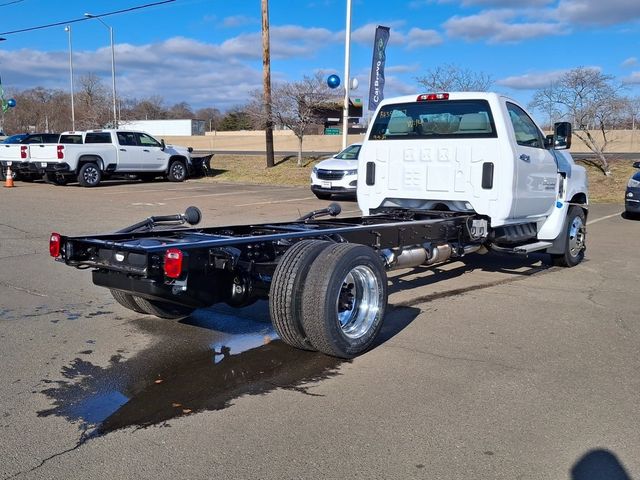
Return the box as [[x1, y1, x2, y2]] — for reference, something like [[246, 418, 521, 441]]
[[110, 289, 194, 319], [270, 240, 388, 359]]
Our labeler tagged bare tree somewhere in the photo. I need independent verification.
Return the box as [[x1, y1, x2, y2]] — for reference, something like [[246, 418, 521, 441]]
[[529, 67, 625, 175], [125, 96, 167, 120], [168, 101, 194, 119], [75, 73, 110, 129], [416, 64, 492, 92], [269, 73, 339, 166], [2, 87, 70, 133], [195, 107, 222, 131]]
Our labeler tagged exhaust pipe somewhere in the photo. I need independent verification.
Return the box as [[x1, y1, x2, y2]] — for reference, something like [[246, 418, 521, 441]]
[[382, 243, 482, 271], [382, 243, 454, 271]]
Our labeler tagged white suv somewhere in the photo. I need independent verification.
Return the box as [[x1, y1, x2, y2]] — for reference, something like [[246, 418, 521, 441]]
[[310, 143, 361, 200]]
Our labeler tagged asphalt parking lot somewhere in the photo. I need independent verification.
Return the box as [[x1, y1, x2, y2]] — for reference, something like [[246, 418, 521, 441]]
[[1, 178, 639, 479]]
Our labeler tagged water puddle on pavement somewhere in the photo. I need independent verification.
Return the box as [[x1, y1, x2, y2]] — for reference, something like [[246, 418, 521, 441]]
[[37, 301, 347, 439]]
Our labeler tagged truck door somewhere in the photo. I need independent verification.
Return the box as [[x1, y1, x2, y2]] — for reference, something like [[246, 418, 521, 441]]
[[135, 133, 165, 171], [115, 132, 140, 170], [506, 102, 557, 219]]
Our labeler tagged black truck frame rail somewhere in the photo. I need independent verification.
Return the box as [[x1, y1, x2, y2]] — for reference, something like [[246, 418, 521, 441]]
[[51, 205, 490, 358], [54, 207, 483, 307]]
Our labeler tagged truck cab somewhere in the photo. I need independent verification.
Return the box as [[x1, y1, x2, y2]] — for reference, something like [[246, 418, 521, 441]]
[[358, 92, 588, 244]]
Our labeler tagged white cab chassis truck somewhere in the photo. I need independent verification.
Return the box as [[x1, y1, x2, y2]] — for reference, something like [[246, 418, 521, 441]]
[[50, 92, 588, 359], [35, 129, 194, 187]]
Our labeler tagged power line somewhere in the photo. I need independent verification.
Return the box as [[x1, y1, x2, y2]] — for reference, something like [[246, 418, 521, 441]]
[[0, 0, 25, 7], [0, 0, 175, 36]]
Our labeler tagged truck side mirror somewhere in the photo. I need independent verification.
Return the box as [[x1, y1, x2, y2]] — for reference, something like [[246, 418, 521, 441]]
[[160, 139, 166, 151], [553, 122, 572, 150], [633, 161, 640, 169]]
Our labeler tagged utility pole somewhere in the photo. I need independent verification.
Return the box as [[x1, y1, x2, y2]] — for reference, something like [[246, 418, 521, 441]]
[[262, 0, 275, 168], [341, 0, 352, 149]]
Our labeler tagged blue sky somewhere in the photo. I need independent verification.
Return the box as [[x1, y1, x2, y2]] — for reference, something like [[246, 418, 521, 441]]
[[1, 0, 640, 116]]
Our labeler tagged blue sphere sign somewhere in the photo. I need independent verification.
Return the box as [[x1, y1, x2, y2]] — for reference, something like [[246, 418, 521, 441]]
[[327, 74, 340, 89], [7, 98, 16, 108]]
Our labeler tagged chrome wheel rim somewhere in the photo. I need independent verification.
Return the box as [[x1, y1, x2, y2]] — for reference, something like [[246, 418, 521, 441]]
[[335, 265, 380, 339], [84, 166, 99, 184], [568, 216, 586, 257], [172, 163, 185, 179]]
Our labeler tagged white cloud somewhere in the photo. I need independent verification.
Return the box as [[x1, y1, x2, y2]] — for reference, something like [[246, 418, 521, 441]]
[[350, 22, 408, 47], [444, 9, 565, 43], [0, 38, 261, 109], [496, 69, 568, 89], [406, 28, 443, 48], [622, 57, 638, 68], [622, 72, 640, 85], [553, 0, 640, 26], [220, 25, 340, 60], [222, 15, 258, 28]]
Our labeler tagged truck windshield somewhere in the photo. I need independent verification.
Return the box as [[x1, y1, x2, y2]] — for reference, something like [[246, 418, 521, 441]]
[[369, 99, 497, 140]]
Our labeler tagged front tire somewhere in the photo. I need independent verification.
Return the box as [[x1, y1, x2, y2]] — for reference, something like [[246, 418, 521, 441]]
[[134, 297, 194, 319], [269, 240, 331, 351], [168, 161, 187, 182], [78, 163, 102, 187], [551, 206, 586, 267], [301, 243, 388, 358]]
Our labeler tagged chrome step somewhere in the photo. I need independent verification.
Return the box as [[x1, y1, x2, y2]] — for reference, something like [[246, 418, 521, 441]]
[[491, 241, 553, 255]]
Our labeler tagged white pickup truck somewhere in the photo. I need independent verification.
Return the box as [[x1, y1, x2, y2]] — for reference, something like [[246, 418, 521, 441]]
[[0, 133, 60, 181], [36, 129, 195, 187]]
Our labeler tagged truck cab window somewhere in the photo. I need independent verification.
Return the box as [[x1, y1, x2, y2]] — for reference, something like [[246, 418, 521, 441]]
[[117, 132, 137, 146], [507, 102, 545, 149], [85, 132, 112, 144], [137, 133, 161, 148]]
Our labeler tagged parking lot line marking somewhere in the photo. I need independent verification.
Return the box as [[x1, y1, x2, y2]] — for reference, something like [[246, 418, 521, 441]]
[[235, 196, 315, 207], [102, 186, 210, 195], [587, 211, 623, 225], [165, 190, 263, 201]]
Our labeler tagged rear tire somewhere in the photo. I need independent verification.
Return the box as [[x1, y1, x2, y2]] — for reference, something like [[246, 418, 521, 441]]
[[551, 206, 586, 267], [134, 297, 194, 319], [301, 243, 388, 358], [110, 289, 147, 314], [45, 173, 69, 186], [269, 240, 331, 351], [78, 163, 102, 187], [168, 161, 187, 182]]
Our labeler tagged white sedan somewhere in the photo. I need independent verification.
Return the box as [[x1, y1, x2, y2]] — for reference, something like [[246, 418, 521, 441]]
[[310, 143, 361, 200]]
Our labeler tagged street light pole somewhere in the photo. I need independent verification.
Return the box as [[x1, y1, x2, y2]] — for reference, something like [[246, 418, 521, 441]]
[[84, 13, 118, 128], [341, 0, 352, 149], [64, 26, 75, 130]]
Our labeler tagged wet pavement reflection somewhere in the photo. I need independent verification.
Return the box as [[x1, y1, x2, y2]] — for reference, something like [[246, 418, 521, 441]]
[[37, 301, 348, 438]]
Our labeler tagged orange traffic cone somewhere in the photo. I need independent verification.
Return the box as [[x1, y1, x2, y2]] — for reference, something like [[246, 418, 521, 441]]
[[4, 166, 15, 188]]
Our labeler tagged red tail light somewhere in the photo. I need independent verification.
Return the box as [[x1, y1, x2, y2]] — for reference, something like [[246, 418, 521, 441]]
[[57, 145, 64, 159], [50, 232, 61, 257], [20, 145, 28, 159], [417, 93, 449, 101], [164, 248, 183, 278]]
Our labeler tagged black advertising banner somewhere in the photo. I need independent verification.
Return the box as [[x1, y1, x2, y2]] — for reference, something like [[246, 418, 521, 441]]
[[368, 26, 390, 111]]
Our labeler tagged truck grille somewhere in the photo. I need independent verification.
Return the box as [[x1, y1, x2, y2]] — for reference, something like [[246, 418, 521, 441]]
[[317, 169, 345, 180]]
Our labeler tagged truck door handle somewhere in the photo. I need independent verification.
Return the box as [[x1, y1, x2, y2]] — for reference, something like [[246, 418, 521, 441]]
[[519, 154, 530, 162], [119, 148, 126, 151], [143, 149, 150, 152]]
